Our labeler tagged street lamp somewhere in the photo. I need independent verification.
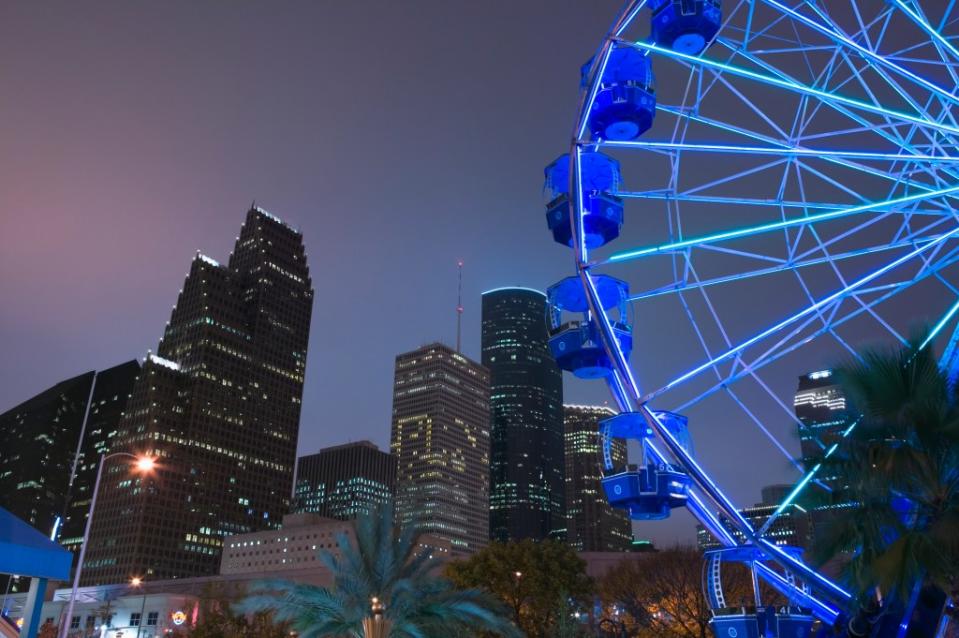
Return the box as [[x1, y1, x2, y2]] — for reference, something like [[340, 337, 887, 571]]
[[130, 577, 146, 638], [58, 453, 155, 638], [511, 571, 524, 628], [362, 597, 390, 638]]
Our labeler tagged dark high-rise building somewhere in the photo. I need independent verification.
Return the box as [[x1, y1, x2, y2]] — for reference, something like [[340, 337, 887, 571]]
[[563, 405, 632, 552], [82, 206, 313, 585], [481, 288, 565, 542], [795, 369, 849, 493], [60, 361, 142, 557], [0, 361, 139, 545], [293, 441, 396, 520], [696, 501, 813, 552], [390, 343, 490, 553]]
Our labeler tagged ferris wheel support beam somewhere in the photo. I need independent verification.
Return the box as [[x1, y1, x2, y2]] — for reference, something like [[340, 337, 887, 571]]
[[622, 39, 959, 137], [714, 38, 959, 182], [888, 0, 959, 62], [759, 0, 959, 108], [601, 184, 959, 265], [655, 103, 959, 192], [626, 234, 950, 302], [578, 267, 853, 606], [649, 230, 959, 399], [672, 247, 959, 414], [599, 139, 959, 163]]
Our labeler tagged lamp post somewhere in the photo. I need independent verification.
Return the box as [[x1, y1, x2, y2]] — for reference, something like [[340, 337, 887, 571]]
[[362, 597, 391, 638], [511, 571, 523, 629], [58, 453, 155, 638], [130, 578, 146, 638]]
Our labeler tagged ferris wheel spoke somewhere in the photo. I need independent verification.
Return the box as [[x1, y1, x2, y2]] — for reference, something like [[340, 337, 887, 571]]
[[889, 0, 959, 63], [724, 385, 805, 470], [601, 184, 959, 266], [627, 234, 950, 302], [713, 39, 959, 166], [833, 46, 954, 155], [760, 0, 959, 109], [628, 40, 959, 135], [672, 246, 959, 414], [643, 231, 959, 402], [598, 139, 959, 163], [615, 191, 874, 212], [653, 99, 952, 191], [611, 0, 647, 38]]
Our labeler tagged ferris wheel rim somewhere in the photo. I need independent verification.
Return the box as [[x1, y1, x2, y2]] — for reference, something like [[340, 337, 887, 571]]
[[557, 0, 959, 621]]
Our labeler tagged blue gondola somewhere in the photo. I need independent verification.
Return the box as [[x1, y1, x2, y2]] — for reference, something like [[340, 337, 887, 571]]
[[547, 276, 631, 378], [704, 547, 815, 638], [602, 463, 690, 520], [649, 0, 722, 55], [544, 152, 624, 249], [582, 48, 656, 140]]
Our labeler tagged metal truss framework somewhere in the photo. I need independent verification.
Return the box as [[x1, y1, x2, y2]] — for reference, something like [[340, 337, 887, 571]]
[[564, 0, 959, 628]]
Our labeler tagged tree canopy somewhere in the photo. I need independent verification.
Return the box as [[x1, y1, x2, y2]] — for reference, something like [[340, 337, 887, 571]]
[[445, 539, 593, 638], [240, 506, 519, 638]]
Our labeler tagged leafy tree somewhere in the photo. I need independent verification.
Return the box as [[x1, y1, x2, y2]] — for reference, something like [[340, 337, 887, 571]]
[[191, 582, 288, 638], [445, 539, 593, 638], [809, 337, 959, 628], [240, 505, 518, 638], [596, 546, 757, 638]]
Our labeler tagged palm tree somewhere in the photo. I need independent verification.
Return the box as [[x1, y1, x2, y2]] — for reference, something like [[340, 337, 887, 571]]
[[239, 505, 520, 638], [809, 337, 959, 630]]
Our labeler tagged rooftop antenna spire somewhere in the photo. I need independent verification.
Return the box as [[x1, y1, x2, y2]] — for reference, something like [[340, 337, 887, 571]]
[[456, 260, 464, 353]]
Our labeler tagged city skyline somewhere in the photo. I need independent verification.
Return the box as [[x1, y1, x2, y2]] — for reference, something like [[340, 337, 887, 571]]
[[1, 0, 920, 547], [81, 207, 313, 584]]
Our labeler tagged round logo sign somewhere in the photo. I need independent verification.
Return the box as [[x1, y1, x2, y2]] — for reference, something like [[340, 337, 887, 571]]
[[171, 611, 187, 626]]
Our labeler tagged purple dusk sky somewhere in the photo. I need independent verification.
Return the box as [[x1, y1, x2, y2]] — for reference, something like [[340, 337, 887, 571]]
[[3, 2, 946, 545]]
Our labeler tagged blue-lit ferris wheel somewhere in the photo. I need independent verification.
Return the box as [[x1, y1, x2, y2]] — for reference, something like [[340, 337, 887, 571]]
[[547, 0, 959, 635]]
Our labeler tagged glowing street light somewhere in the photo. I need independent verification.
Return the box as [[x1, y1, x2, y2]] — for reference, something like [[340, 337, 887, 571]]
[[58, 453, 156, 638], [130, 577, 147, 638]]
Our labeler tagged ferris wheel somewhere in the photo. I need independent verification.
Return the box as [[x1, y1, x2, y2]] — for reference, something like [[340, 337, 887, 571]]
[[545, 0, 959, 634]]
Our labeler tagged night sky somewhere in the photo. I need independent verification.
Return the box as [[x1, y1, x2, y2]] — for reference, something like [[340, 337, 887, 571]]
[[2, 1, 952, 545]]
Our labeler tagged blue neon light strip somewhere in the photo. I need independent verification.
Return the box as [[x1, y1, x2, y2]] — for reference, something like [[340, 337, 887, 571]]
[[612, 0, 647, 38], [591, 280, 852, 604], [709, 38, 959, 186], [760, 0, 959, 108], [889, 0, 959, 62], [920, 297, 959, 351], [600, 139, 959, 163], [656, 101, 959, 192], [577, 45, 616, 141], [758, 417, 862, 536], [616, 191, 851, 210], [755, 562, 841, 624], [671, 249, 959, 415], [624, 39, 959, 136], [627, 235, 946, 302], [654, 229, 959, 398], [605, 185, 959, 264]]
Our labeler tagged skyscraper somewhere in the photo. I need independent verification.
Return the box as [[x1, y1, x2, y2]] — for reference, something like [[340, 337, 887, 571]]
[[481, 288, 565, 542], [390, 343, 490, 553], [795, 369, 849, 493], [293, 441, 396, 520], [59, 361, 143, 558], [81, 206, 313, 585], [0, 361, 139, 544], [563, 404, 632, 552]]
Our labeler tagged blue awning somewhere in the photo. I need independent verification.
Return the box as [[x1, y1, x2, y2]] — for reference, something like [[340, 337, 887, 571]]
[[0, 507, 72, 580]]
